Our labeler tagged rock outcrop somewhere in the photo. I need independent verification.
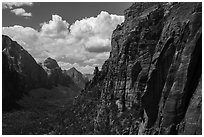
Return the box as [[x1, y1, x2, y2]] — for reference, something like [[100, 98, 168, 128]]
[[61, 2, 202, 135]]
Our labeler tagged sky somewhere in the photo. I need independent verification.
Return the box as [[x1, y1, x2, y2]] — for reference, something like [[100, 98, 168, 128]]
[[2, 2, 132, 74]]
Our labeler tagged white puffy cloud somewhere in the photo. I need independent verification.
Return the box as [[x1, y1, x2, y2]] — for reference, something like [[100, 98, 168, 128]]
[[40, 15, 69, 38], [84, 52, 110, 66], [11, 8, 32, 17], [3, 11, 124, 73], [84, 36, 110, 53], [2, 2, 33, 9], [70, 11, 124, 54], [3, 2, 33, 18], [2, 25, 39, 50], [70, 11, 124, 39]]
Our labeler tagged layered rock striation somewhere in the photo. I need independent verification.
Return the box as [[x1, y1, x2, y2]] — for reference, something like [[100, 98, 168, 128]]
[[64, 2, 202, 135]]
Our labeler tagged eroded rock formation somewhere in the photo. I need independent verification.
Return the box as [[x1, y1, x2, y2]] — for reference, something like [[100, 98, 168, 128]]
[[62, 2, 202, 135]]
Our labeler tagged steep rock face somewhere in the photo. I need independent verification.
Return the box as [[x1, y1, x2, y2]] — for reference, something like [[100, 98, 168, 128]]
[[2, 35, 49, 110], [64, 67, 88, 89], [62, 2, 202, 135], [178, 76, 202, 135], [42, 57, 62, 86]]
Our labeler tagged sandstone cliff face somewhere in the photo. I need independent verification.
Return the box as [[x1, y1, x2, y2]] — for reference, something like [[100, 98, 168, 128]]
[[64, 2, 202, 135], [2, 35, 49, 110]]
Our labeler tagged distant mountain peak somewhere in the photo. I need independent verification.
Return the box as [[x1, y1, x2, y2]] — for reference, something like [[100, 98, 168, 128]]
[[65, 67, 88, 89], [43, 57, 59, 69], [46, 57, 53, 60], [70, 67, 77, 71], [67, 67, 82, 77]]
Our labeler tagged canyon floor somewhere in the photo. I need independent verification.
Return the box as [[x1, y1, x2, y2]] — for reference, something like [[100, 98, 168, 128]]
[[2, 85, 76, 135]]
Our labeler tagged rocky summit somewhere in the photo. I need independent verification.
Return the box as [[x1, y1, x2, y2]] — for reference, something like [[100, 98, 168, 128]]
[[41, 57, 81, 92], [59, 2, 202, 135], [43, 57, 60, 69], [64, 67, 89, 89]]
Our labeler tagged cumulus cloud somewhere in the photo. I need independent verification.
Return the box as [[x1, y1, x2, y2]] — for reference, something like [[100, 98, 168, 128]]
[[70, 11, 124, 53], [70, 11, 124, 39], [84, 52, 110, 65], [3, 2, 33, 18], [40, 15, 69, 38], [11, 8, 32, 17], [84, 37, 110, 53], [2, 2, 33, 9], [3, 11, 124, 73]]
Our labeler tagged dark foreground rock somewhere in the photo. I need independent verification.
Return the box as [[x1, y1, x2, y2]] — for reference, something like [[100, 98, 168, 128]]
[[59, 2, 202, 135], [2, 35, 49, 110]]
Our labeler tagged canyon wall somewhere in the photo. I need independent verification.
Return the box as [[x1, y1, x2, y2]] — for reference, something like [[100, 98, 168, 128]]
[[67, 2, 202, 135], [2, 35, 49, 110]]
